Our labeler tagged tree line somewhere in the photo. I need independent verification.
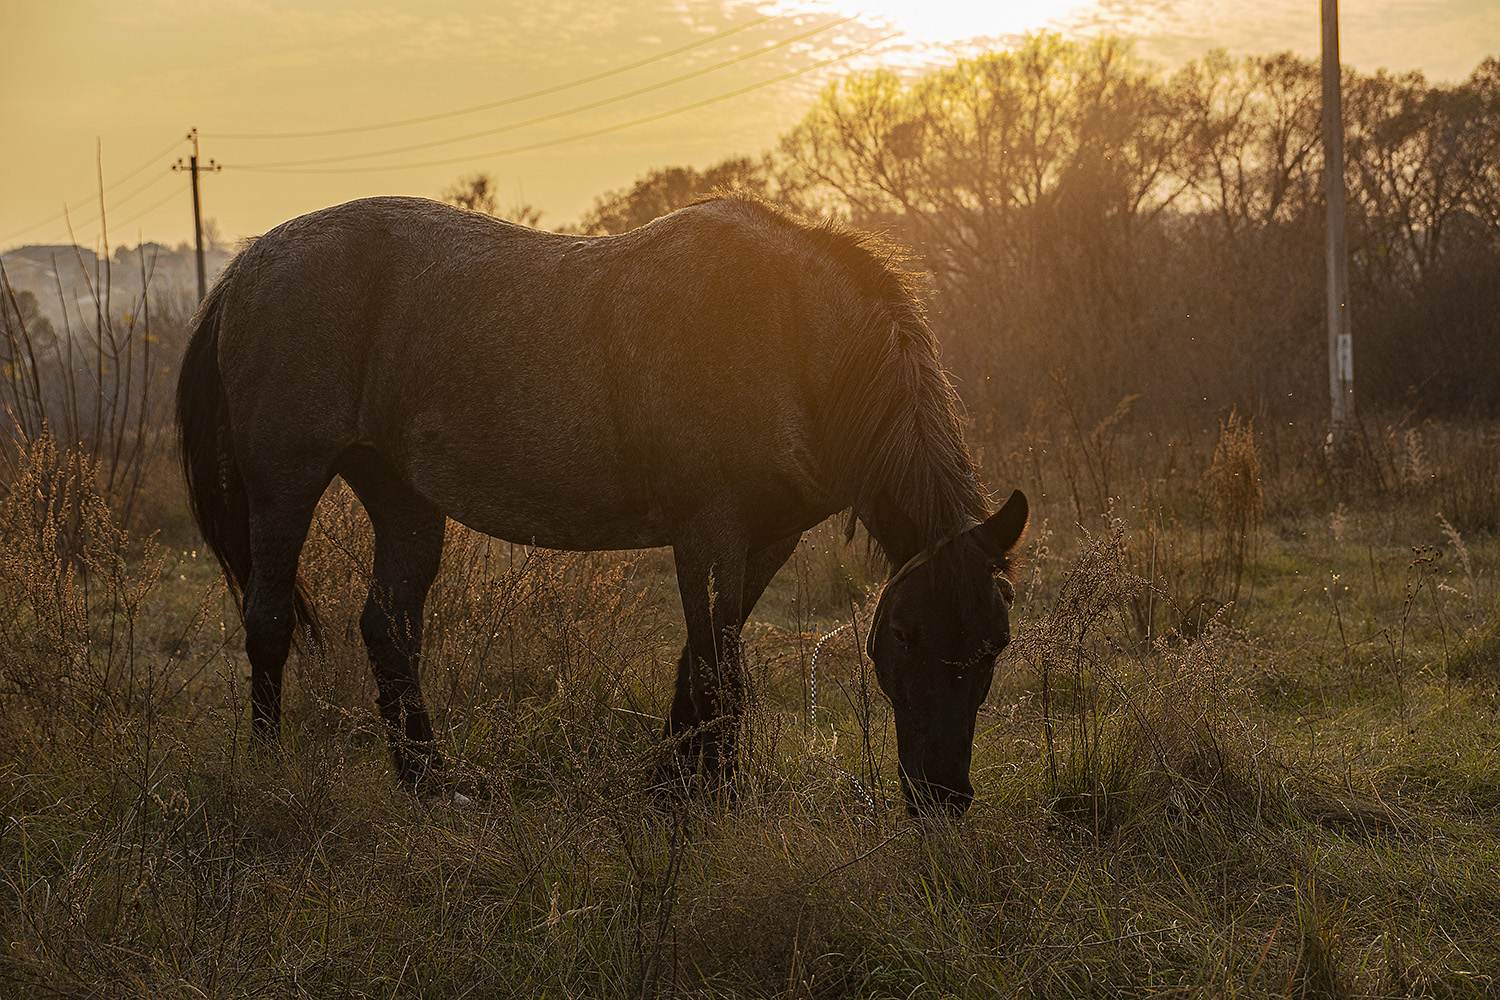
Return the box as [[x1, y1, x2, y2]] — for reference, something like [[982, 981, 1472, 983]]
[[556, 37, 1500, 422]]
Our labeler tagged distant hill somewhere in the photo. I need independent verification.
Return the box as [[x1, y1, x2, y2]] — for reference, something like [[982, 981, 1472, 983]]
[[1, 242, 231, 334]]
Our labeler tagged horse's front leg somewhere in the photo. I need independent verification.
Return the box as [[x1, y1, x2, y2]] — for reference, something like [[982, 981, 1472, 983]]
[[660, 644, 701, 778], [664, 536, 747, 792]]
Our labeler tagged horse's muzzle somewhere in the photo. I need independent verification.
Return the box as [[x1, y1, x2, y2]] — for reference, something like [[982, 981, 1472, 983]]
[[902, 774, 974, 818]]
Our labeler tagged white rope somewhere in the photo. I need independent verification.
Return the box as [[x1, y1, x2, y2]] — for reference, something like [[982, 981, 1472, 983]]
[[808, 621, 879, 815], [808, 622, 853, 734]]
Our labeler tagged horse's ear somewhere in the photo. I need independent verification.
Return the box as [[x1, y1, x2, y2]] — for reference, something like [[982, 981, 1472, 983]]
[[966, 490, 1028, 566]]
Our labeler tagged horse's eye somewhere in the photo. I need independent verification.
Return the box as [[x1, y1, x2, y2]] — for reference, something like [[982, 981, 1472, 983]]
[[891, 624, 916, 648]]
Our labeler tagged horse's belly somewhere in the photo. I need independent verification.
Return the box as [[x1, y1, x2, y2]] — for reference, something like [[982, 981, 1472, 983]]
[[414, 471, 671, 551], [386, 403, 831, 552], [453, 505, 671, 552], [406, 456, 827, 553]]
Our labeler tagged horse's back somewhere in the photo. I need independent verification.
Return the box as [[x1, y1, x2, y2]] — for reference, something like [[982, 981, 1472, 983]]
[[209, 196, 847, 549]]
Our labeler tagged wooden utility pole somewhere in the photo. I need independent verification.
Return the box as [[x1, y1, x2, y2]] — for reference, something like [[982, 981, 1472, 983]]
[[1321, 0, 1355, 451], [173, 128, 220, 302]]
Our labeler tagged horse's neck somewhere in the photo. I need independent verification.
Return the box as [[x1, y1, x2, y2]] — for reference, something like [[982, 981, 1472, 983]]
[[859, 490, 973, 571], [841, 360, 988, 570]]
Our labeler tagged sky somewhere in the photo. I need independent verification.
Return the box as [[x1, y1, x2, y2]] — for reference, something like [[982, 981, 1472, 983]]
[[1, 0, 1494, 253]]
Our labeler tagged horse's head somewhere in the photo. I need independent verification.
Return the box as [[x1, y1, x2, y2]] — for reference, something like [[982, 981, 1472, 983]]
[[867, 490, 1028, 818]]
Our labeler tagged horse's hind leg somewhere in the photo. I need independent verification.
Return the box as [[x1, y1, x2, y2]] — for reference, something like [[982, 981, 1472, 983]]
[[244, 481, 331, 744], [340, 450, 446, 790]]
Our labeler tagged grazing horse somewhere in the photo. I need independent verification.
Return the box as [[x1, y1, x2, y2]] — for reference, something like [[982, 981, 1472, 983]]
[[176, 195, 1027, 816]]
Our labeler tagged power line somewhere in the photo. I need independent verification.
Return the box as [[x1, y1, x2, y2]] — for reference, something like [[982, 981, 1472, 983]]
[[228, 35, 897, 176], [24, 171, 178, 249], [108, 186, 185, 233], [49, 184, 186, 248], [202, 14, 777, 141], [174, 128, 220, 300], [233, 17, 852, 171], [0, 136, 184, 243], [99, 170, 176, 216], [33, 183, 182, 249]]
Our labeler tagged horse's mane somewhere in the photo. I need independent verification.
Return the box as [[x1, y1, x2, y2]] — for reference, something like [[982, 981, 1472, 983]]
[[717, 199, 989, 565]]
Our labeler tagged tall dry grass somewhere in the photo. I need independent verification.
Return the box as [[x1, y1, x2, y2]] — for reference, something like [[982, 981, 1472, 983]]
[[1, 242, 1498, 996], [1, 249, 190, 537], [5, 97, 1500, 991], [1, 407, 1497, 995]]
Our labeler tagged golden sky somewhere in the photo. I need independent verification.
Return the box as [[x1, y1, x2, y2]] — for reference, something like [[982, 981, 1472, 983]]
[[1, 0, 1494, 252]]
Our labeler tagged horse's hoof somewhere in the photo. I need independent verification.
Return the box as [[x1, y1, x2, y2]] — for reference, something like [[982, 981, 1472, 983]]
[[400, 764, 450, 802], [647, 762, 696, 811]]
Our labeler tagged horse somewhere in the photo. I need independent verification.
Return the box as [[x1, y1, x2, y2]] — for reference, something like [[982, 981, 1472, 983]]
[[175, 195, 1027, 817]]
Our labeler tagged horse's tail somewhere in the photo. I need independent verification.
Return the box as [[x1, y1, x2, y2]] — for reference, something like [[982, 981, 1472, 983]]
[[176, 280, 322, 649]]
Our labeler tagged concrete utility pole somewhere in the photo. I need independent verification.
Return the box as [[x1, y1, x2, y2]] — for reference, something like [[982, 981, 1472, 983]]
[[173, 128, 220, 302], [1321, 0, 1355, 451]]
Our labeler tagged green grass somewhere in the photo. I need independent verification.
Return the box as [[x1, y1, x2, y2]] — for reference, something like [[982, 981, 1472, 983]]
[[3, 422, 1500, 997]]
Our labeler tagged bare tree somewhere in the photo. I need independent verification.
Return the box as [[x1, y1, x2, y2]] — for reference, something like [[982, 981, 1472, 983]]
[[441, 172, 500, 215], [440, 172, 544, 227], [575, 155, 773, 235]]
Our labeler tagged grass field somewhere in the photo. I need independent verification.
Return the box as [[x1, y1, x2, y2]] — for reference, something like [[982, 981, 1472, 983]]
[[1, 413, 1497, 998]]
